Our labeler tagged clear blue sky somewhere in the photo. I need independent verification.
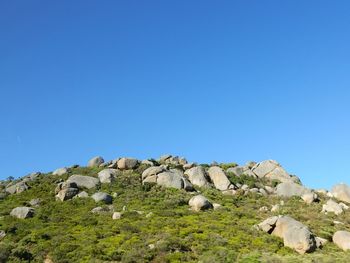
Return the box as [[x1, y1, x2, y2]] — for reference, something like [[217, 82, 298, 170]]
[[1, 1, 350, 190]]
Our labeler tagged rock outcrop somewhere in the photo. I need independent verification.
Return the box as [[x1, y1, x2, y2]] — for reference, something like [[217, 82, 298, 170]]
[[87, 156, 104, 167], [252, 160, 295, 183], [98, 169, 118, 183], [67, 175, 100, 189], [207, 166, 233, 191], [331, 184, 350, 203], [258, 215, 317, 254], [184, 166, 211, 188]]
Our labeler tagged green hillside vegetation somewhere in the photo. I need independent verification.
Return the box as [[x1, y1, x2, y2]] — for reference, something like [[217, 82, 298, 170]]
[[0, 164, 350, 262]]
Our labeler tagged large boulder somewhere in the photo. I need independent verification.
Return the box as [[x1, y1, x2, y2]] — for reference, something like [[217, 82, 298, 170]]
[[207, 166, 232, 191], [52, 167, 69, 176], [184, 166, 211, 188], [91, 192, 113, 204], [331, 183, 350, 203], [5, 181, 29, 194], [98, 169, 118, 184], [333, 231, 350, 251], [252, 160, 294, 183], [67, 175, 100, 189], [157, 170, 193, 191], [117, 158, 138, 170], [275, 182, 312, 198], [87, 156, 104, 167], [55, 181, 79, 201], [10, 207, 35, 219], [258, 215, 317, 254], [227, 165, 256, 177], [189, 195, 213, 211], [142, 166, 167, 182]]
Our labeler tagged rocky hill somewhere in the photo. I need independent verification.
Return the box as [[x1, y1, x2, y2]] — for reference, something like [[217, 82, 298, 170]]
[[1, 155, 350, 262]]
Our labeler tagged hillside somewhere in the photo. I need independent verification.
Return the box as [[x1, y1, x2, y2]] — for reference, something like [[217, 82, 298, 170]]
[[1, 155, 350, 262]]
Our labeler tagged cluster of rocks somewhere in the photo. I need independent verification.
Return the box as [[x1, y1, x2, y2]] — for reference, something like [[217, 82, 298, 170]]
[[5, 154, 350, 255]]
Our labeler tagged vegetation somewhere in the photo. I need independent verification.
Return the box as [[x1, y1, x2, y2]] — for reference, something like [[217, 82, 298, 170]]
[[1, 166, 350, 262]]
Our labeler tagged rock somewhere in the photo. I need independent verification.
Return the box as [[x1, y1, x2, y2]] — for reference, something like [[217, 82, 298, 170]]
[[183, 163, 195, 170], [258, 216, 317, 254], [331, 183, 350, 203], [258, 216, 279, 233], [213, 203, 222, 210], [265, 186, 275, 194], [117, 158, 138, 170], [322, 199, 345, 215], [259, 206, 269, 212], [157, 170, 193, 191], [301, 192, 318, 204], [271, 204, 280, 212], [76, 191, 89, 198], [29, 198, 41, 207], [222, 189, 237, 195], [315, 236, 328, 248], [0, 230, 5, 240], [98, 169, 118, 183], [207, 166, 232, 191], [316, 189, 328, 195], [10, 207, 35, 219], [67, 175, 100, 189], [158, 154, 172, 163], [5, 181, 29, 194], [188, 195, 213, 211], [112, 212, 122, 220], [88, 156, 104, 167], [91, 192, 113, 204], [52, 167, 68, 176], [276, 182, 312, 198], [55, 181, 78, 194], [141, 160, 155, 166], [142, 166, 167, 180], [252, 160, 293, 183], [226, 166, 244, 176], [91, 206, 113, 214], [56, 187, 79, 201], [146, 212, 153, 218], [333, 231, 350, 251], [184, 166, 211, 188]]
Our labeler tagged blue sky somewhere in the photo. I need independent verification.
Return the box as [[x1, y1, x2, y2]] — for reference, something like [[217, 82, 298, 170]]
[[1, 1, 350, 189]]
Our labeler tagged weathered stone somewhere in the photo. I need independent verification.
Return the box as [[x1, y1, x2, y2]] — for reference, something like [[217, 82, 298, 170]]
[[10, 207, 35, 219], [88, 156, 104, 167], [184, 166, 211, 188], [52, 167, 68, 176], [207, 166, 232, 191], [276, 182, 312, 198], [117, 158, 138, 170], [142, 166, 167, 180], [98, 169, 118, 184], [188, 195, 213, 211], [258, 216, 316, 254], [322, 199, 344, 215], [91, 192, 112, 204], [67, 175, 100, 189], [75, 191, 89, 198], [56, 188, 79, 201], [5, 181, 29, 194], [29, 198, 41, 207], [333, 231, 350, 251], [301, 192, 318, 204], [112, 212, 122, 220], [331, 184, 350, 203], [252, 160, 293, 182], [91, 206, 113, 214]]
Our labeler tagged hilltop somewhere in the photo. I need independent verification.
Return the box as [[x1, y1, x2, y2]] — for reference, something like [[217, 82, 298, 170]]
[[1, 155, 350, 262]]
